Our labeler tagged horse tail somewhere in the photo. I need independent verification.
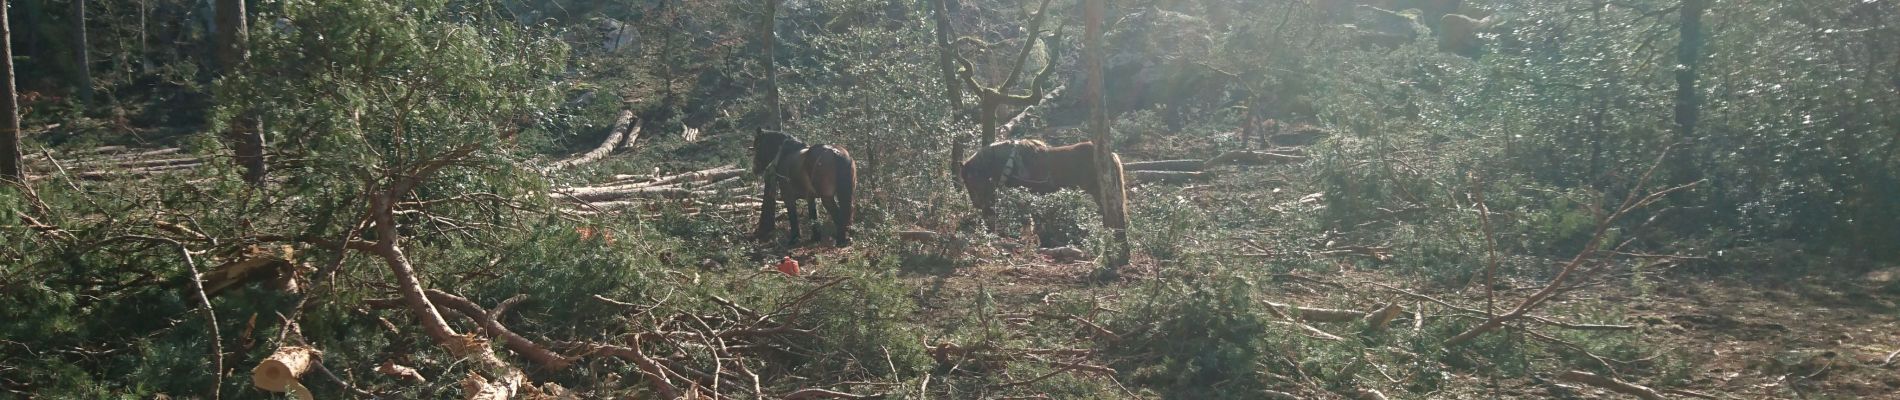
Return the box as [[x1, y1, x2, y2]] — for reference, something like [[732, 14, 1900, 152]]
[[1106, 152, 1130, 230], [833, 149, 857, 227]]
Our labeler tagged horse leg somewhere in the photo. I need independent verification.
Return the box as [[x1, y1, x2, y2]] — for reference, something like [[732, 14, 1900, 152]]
[[757, 180, 779, 239], [823, 196, 848, 246], [784, 197, 801, 245], [807, 197, 823, 242]]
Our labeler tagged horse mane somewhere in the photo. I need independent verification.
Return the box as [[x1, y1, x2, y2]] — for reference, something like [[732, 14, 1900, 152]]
[[998, 139, 1050, 151], [762, 131, 807, 148]]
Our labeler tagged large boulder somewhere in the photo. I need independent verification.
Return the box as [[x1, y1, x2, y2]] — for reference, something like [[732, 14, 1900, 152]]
[[1437, 14, 1483, 57]]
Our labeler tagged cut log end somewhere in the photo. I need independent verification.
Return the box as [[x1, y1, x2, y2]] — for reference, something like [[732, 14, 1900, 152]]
[[252, 346, 321, 393]]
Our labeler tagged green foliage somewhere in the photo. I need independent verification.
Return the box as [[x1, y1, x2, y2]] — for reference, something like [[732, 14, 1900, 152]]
[[1130, 186, 1205, 263], [994, 188, 1102, 249], [216, 0, 568, 202], [1113, 271, 1272, 399]]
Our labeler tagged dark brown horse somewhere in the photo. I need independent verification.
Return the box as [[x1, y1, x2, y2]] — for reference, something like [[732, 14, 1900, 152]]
[[959, 139, 1127, 229], [753, 130, 857, 246]]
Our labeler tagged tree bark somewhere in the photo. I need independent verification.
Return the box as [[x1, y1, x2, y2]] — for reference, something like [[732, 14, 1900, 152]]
[[217, 0, 267, 185], [71, 0, 92, 104], [1671, 0, 1708, 182], [931, 0, 968, 178], [215, 0, 249, 72], [1, 2, 23, 183], [762, 0, 783, 131], [1084, 0, 1130, 267]]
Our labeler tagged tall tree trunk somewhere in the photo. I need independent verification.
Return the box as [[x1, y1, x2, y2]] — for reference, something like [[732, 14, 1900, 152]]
[[762, 0, 783, 132], [932, 0, 968, 179], [756, 0, 782, 237], [978, 98, 997, 148], [71, 0, 92, 104], [1671, 0, 1707, 182], [2, 1, 23, 183], [1084, 0, 1129, 267], [217, 0, 266, 185]]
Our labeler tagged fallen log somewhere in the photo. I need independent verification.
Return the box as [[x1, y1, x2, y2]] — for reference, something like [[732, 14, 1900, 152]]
[[1122, 159, 1205, 172], [1128, 170, 1209, 184], [74, 163, 204, 180], [198, 252, 294, 297], [637, 166, 743, 187], [69, 155, 203, 170], [1206, 150, 1307, 167], [559, 187, 716, 203], [549, 110, 639, 170], [585, 165, 744, 190], [1265, 302, 1368, 323]]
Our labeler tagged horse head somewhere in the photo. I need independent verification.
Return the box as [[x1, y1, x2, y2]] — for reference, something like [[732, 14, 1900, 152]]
[[752, 129, 805, 175]]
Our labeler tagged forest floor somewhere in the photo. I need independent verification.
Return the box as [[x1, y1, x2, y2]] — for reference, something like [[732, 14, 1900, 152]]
[[859, 235, 1900, 399], [758, 139, 1900, 399]]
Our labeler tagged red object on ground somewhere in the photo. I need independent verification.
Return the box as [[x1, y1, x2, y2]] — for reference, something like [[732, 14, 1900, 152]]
[[775, 257, 801, 276]]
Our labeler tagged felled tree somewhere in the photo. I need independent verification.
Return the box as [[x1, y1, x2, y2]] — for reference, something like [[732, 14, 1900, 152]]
[[215, 0, 568, 394]]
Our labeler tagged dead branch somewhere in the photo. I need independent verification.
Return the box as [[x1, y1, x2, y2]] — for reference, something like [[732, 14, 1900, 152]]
[[549, 110, 639, 170], [175, 241, 224, 400], [1315, 245, 1394, 263], [1659, 388, 1720, 399], [589, 342, 681, 399], [1555, 370, 1666, 400], [1444, 153, 1699, 347], [998, 84, 1065, 134], [1122, 159, 1206, 172], [782, 388, 876, 400], [1367, 282, 1635, 332], [423, 290, 573, 370]]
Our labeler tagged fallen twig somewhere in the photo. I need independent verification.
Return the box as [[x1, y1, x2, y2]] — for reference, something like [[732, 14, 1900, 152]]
[[1555, 370, 1665, 400]]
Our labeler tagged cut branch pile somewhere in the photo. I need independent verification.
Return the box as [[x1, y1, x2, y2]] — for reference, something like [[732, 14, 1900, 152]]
[[563, 277, 875, 400], [551, 165, 754, 217], [26, 146, 204, 181]]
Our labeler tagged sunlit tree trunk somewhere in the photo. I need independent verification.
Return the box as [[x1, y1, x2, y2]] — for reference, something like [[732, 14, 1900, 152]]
[[2, 1, 23, 183], [932, 0, 967, 179], [757, 0, 782, 237], [217, 0, 267, 185], [762, 0, 783, 131], [1085, 0, 1130, 267], [1671, 0, 1707, 182], [71, 0, 92, 104]]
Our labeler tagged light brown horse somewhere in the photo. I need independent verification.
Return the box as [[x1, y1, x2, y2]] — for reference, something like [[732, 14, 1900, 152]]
[[753, 130, 857, 246], [959, 139, 1127, 230]]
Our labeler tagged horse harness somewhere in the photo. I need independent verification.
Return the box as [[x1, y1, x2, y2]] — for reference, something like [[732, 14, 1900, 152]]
[[996, 142, 1053, 188], [764, 139, 826, 196]]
